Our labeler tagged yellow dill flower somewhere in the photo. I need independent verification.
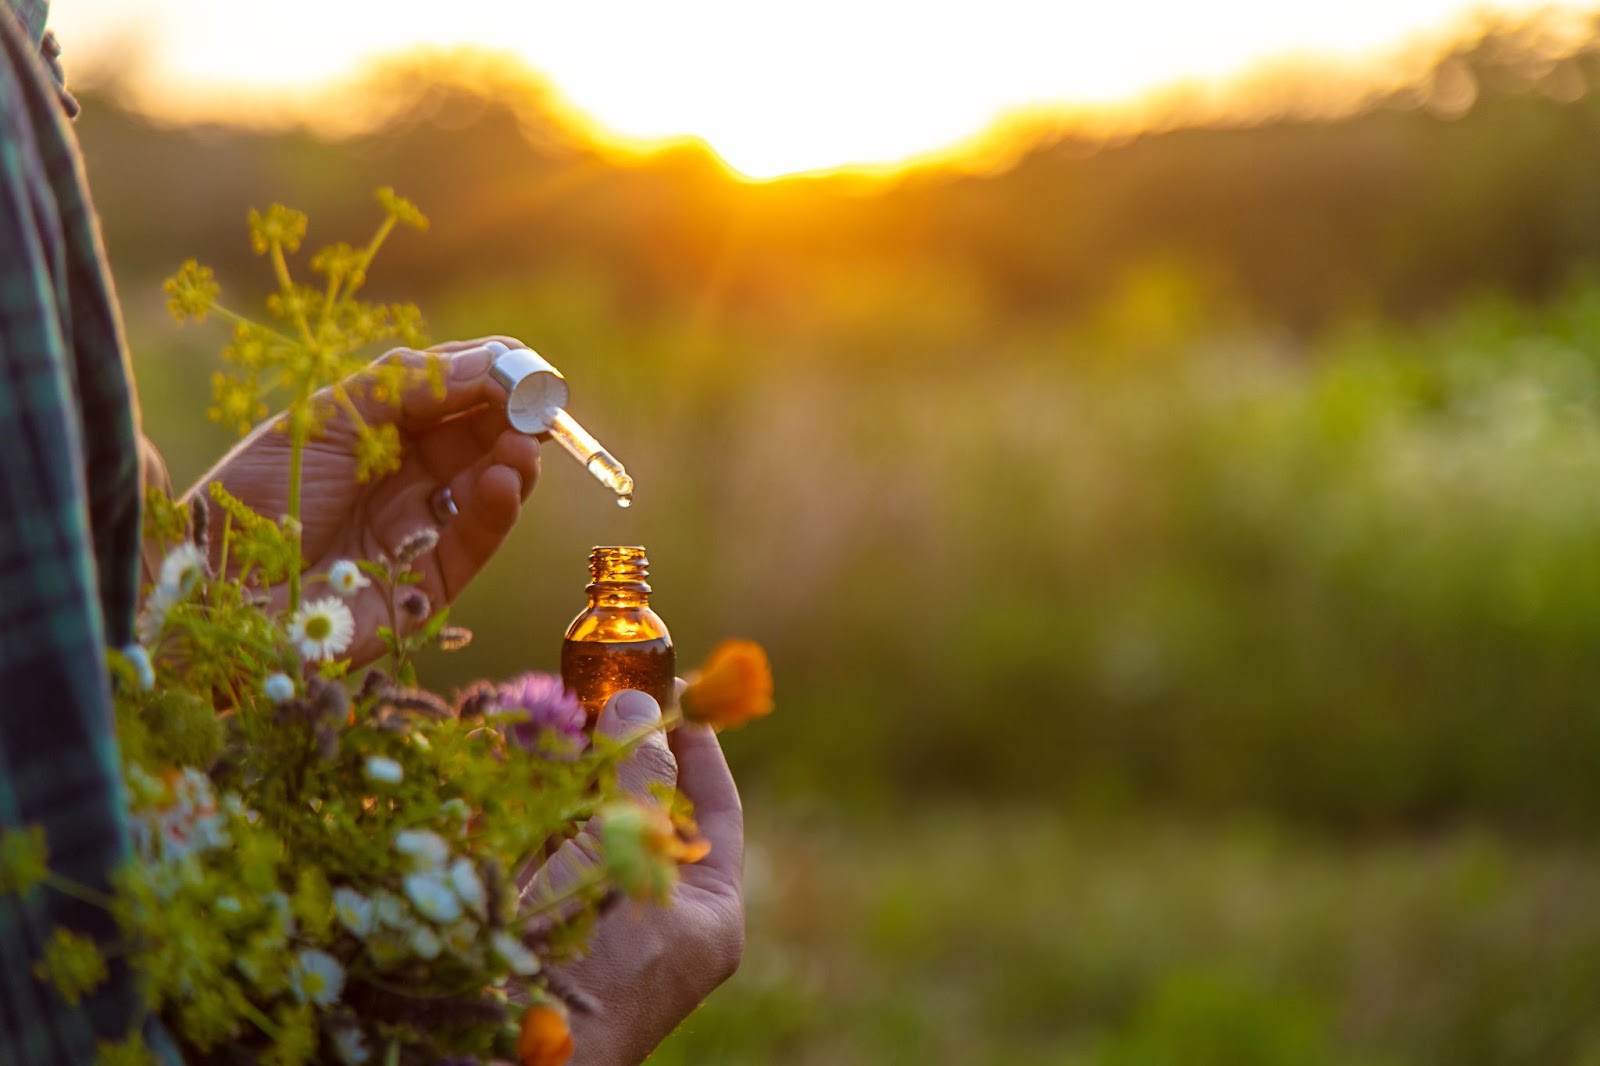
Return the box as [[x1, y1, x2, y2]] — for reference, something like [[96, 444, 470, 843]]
[[209, 372, 266, 436], [32, 927, 108, 1005], [355, 423, 403, 483], [162, 259, 219, 322], [388, 302, 429, 347], [247, 202, 308, 255], [376, 186, 429, 231], [309, 241, 363, 285]]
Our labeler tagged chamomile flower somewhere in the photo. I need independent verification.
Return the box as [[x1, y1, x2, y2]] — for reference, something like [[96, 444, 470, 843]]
[[158, 542, 208, 598], [404, 870, 463, 924], [327, 559, 370, 598], [444, 917, 480, 961], [394, 828, 449, 870], [333, 887, 374, 938], [364, 756, 403, 785], [449, 857, 487, 917], [286, 596, 355, 661], [137, 584, 176, 645], [263, 672, 295, 703], [121, 644, 155, 691], [409, 924, 443, 960], [491, 930, 541, 976], [330, 1026, 370, 1066], [290, 948, 345, 1006]]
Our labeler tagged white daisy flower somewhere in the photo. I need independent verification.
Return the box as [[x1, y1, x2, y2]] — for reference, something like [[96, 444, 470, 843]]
[[372, 890, 410, 930], [364, 755, 404, 785], [334, 887, 374, 938], [440, 798, 471, 830], [137, 584, 176, 644], [444, 917, 480, 961], [394, 828, 449, 870], [449, 857, 487, 917], [331, 1027, 370, 1066], [404, 870, 463, 924], [491, 930, 541, 976], [286, 596, 355, 661], [158, 542, 209, 598], [121, 644, 155, 691], [327, 559, 371, 598], [409, 924, 443, 960], [263, 672, 295, 702], [290, 948, 345, 1006]]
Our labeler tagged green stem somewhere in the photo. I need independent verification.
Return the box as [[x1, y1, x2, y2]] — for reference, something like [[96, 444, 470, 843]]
[[215, 513, 232, 589], [211, 303, 296, 347], [270, 242, 316, 347], [520, 867, 608, 919], [237, 999, 282, 1041], [39, 872, 116, 911], [333, 217, 396, 318]]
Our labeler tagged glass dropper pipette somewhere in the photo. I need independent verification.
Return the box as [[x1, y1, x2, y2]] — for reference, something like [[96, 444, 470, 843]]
[[485, 341, 634, 507]]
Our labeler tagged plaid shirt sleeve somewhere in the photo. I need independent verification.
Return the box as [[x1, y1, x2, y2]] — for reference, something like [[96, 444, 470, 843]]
[[0, 8, 181, 1063]]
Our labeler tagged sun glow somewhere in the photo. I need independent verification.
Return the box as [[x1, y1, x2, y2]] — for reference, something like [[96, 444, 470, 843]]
[[49, 0, 1575, 180]]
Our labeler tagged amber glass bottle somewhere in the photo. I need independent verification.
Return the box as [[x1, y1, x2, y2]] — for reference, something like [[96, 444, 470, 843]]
[[561, 546, 676, 721]]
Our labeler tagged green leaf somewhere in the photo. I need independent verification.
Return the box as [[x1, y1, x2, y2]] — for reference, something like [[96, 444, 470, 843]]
[[418, 607, 451, 644], [357, 559, 390, 583]]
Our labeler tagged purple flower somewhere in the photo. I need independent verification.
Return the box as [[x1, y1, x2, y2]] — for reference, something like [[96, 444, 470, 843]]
[[497, 673, 587, 757]]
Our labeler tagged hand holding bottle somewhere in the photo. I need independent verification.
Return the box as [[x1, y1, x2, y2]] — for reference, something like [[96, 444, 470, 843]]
[[529, 688, 745, 1066]]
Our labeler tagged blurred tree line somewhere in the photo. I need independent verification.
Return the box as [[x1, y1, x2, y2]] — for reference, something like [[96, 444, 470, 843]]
[[75, 11, 1600, 338], [84, 10, 1600, 830]]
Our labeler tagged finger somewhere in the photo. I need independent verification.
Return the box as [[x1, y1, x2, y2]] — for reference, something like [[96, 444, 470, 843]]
[[411, 407, 514, 484], [427, 335, 525, 355], [670, 723, 743, 893], [525, 691, 675, 903], [594, 691, 677, 801], [345, 345, 506, 432], [429, 432, 541, 601]]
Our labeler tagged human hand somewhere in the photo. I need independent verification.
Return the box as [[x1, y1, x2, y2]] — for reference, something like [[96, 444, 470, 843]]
[[186, 337, 539, 666], [530, 688, 745, 1066]]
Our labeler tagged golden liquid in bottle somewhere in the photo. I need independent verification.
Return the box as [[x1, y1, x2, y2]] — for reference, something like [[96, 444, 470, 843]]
[[560, 546, 674, 722], [560, 637, 675, 721]]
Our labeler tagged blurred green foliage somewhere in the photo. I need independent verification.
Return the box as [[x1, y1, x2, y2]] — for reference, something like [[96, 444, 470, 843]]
[[651, 812, 1600, 1064]]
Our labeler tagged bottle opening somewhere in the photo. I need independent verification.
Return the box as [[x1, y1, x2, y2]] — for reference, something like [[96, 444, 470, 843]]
[[588, 545, 650, 589]]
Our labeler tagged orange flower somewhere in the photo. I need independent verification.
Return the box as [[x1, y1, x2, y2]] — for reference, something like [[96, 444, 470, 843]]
[[518, 1002, 574, 1066], [598, 802, 713, 901], [680, 640, 773, 730]]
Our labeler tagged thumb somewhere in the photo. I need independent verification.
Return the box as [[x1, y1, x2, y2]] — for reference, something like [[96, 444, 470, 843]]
[[596, 690, 677, 802], [521, 690, 675, 903]]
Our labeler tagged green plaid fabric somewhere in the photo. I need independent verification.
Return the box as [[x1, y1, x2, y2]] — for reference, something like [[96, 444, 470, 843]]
[[0, 4, 179, 1062]]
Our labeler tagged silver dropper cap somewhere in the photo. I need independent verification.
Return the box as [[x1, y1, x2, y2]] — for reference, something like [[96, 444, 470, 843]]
[[487, 342, 569, 434]]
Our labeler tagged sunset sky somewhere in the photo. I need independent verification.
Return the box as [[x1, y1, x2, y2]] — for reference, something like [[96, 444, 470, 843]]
[[48, 0, 1586, 178]]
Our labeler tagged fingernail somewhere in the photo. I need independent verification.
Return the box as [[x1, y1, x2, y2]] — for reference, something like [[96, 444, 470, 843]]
[[615, 691, 660, 724], [451, 345, 493, 381]]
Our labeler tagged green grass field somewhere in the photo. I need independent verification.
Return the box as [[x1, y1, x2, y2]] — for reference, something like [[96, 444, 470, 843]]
[[655, 810, 1600, 1065]]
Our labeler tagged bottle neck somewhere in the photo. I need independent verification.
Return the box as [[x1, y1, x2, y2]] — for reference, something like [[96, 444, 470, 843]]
[[587, 546, 651, 608]]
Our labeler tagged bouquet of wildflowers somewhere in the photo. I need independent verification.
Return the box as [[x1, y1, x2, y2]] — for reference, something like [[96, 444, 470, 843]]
[[0, 192, 765, 1066]]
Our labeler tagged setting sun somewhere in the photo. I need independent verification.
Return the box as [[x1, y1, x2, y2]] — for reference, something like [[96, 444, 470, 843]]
[[49, 0, 1581, 178]]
